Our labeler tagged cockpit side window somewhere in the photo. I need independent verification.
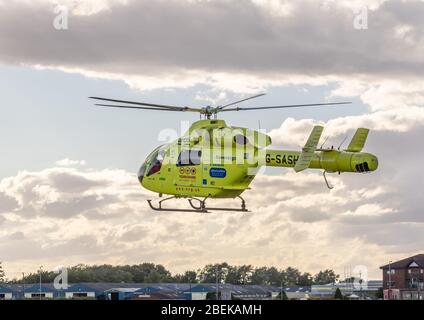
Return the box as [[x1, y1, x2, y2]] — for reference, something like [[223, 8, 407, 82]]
[[146, 149, 166, 177], [177, 150, 202, 167]]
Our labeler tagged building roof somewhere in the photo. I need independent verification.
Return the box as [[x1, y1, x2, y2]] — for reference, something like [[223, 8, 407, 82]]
[[135, 286, 165, 294], [65, 284, 98, 293], [190, 284, 214, 293], [283, 286, 311, 293], [0, 282, 303, 297], [132, 292, 187, 300], [0, 286, 13, 293], [380, 254, 424, 269], [25, 284, 59, 293], [105, 288, 141, 293]]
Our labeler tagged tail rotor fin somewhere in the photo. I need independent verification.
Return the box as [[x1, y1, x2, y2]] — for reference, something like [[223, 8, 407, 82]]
[[346, 128, 369, 152], [294, 126, 324, 173]]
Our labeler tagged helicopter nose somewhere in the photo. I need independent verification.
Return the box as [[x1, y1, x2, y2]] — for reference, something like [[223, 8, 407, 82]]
[[137, 163, 147, 185]]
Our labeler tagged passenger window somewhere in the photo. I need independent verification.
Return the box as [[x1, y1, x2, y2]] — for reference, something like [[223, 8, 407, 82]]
[[234, 134, 249, 145], [177, 150, 202, 166], [147, 150, 166, 176]]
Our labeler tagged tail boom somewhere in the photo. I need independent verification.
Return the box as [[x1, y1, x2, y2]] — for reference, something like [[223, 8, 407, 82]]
[[264, 149, 378, 173]]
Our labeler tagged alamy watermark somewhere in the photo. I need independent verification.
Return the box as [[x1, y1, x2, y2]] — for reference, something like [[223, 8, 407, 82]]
[[53, 5, 69, 31], [353, 6, 369, 30], [352, 265, 369, 290], [53, 266, 69, 290]]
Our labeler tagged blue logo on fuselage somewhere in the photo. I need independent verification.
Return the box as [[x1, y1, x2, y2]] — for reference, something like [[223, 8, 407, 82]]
[[210, 168, 227, 178]]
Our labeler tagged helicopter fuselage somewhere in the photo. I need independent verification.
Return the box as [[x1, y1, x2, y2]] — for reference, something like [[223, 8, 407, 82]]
[[137, 119, 378, 199]]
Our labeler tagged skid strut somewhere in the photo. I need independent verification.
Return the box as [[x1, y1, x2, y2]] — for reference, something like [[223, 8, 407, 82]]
[[189, 196, 249, 212], [323, 171, 334, 190], [148, 196, 207, 212], [147, 196, 249, 213]]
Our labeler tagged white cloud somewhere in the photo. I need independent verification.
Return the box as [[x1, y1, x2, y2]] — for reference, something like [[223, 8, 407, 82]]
[[269, 105, 424, 148], [1, 0, 424, 281], [2, 0, 424, 93], [1, 116, 423, 280], [14, 0, 129, 16], [342, 203, 395, 217], [55, 158, 87, 167], [331, 79, 424, 111]]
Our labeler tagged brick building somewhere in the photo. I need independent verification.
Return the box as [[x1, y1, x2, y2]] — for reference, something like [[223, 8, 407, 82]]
[[380, 254, 424, 300]]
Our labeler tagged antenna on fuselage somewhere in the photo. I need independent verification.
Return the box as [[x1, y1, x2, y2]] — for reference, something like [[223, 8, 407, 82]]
[[320, 136, 329, 149], [338, 136, 348, 150]]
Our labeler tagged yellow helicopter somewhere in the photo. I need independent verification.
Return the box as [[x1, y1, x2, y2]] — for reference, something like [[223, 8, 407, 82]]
[[90, 94, 378, 212]]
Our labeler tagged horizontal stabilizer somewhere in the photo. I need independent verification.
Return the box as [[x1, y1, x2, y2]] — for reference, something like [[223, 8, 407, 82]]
[[346, 128, 369, 152], [294, 126, 324, 173]]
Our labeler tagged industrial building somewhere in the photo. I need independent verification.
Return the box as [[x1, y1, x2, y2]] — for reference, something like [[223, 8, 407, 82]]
[[0, 283, 284, 300], [0, 286, 13, 300], [0, 279, 387, 300], [381, 254, 424, 300], [311, 280, 383, 299]]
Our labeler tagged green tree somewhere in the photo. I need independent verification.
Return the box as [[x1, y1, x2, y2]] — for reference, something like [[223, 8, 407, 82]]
[[225, 265, 253, 285], [173, 271, 198, 283], [314, 269, 339, 285], [206, 291, 221, 300], [281, 267, 302, 286], [238, 265, 253, 285], [145, 270, 162, 283], [376, 287, 384, 299], [276, 291, 289, 300], [9, 263, 347, 287], [0, 262, 5, 283], [250, 267, 269, 285], [198, 263, 229, 284], [297, 273, 313, 286], [18, 263, 174, 284], [334, 287, 343, 300], [251, 267, 283, 287]]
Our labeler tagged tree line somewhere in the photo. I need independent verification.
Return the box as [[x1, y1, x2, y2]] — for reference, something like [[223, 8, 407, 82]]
[[1, 262, 339, 286]]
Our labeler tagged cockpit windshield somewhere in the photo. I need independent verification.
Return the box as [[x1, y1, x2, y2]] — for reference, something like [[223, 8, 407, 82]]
[[138, 146, 165, 184], [146, 148, 166, 177]]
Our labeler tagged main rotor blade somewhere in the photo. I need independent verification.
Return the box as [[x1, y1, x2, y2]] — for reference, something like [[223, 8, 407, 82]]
[[220, 102, 352, 112], [94, 104, 191, 112], [218, 93, 266, 110], [90, 96, 200, 111]]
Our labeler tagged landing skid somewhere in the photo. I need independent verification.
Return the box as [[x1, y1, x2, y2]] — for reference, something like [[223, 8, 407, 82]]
[[188, 196, 248, 212], [147, 196, 249, 213]]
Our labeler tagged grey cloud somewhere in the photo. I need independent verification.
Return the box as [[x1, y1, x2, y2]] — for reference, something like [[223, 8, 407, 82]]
[[46, 235, 102, 257], [253, 234, 275, 247], [332, 222, 424, 251], [84, 206, 135, 220], [341, 127, 424, 224], [1, 0, 424, 80], [259, 202, 330, 224], [289, 208, 330, 223], [120, 225, 149, 242], [49, 171, 106, 193], [0, 120, 423, 277], [2, 168, 133, 220], [253, 123, 424, 252], [9, 231, 25, 241], [44, 193, 119, 219], [0, 192, 18, 213]]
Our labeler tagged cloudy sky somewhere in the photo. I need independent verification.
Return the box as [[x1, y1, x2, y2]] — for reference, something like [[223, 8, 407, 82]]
[[1, 0, 424, 280]]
